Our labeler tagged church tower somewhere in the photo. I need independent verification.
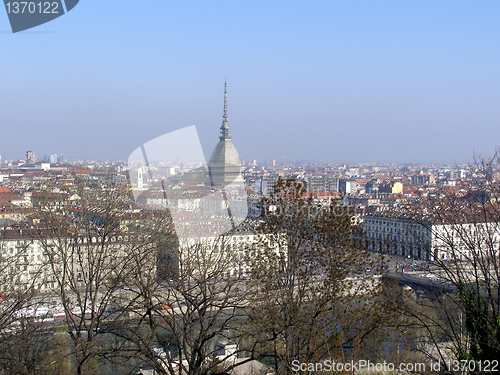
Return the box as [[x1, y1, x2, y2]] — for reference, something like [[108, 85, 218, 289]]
[[208, 82, 242, 187], [137, 165, 144, 189]]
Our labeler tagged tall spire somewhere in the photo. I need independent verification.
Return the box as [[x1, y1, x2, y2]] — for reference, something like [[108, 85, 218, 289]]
[[220, 80, 231, 140], [224, 80, 228, 122]]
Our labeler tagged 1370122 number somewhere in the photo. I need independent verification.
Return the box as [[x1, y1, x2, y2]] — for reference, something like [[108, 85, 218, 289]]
[[5, 2, 60, 14], [446, 360, 499, 373]]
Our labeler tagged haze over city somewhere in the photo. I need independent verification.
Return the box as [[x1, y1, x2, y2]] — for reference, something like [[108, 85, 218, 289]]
[[2, 3, 500, 372], [2, 1, 500, 164]]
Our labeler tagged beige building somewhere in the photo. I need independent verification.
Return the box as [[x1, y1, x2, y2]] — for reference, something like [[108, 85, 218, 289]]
[[208, 83, 242, 188], [177, 230, 285, 279], [392, 181, 403, 194], [0, 229, 132, 294], [364, 215, 500, 261]]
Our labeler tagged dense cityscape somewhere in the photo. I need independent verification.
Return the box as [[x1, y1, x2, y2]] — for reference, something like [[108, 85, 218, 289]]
[[2, 2, 500, 374], [1, 89, 499, 374]]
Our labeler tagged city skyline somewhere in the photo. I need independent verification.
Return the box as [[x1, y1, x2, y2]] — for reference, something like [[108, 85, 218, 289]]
[[2, 1, 500, 164]]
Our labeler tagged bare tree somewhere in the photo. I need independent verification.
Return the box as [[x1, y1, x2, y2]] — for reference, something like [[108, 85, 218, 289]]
[[246, 178, 399, 374], [0, 310, 54, 375], [0, 227, 54, 375], [111, 211, 260, 375], [34, 179, 140, 375], [20, 175, 260, 375], [401, 150, 500, 367]]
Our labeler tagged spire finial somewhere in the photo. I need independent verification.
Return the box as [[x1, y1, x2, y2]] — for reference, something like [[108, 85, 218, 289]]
[[220, 80, 231, 140], [223, 79, 228, 122]]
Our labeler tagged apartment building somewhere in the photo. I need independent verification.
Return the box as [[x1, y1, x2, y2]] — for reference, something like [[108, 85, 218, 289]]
[[363, 215, 500, 261]]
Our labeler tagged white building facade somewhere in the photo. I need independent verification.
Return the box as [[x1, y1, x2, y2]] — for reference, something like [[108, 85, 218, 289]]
[[363, 215, 500, 261]]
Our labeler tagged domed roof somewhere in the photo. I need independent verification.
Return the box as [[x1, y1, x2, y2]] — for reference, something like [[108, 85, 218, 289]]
[[208, 82, 242, 187], [209, 139, 241, 167]]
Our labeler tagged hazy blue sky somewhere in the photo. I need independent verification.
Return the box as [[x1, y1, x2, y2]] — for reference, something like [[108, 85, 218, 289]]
[[1, 1, 500, 164]]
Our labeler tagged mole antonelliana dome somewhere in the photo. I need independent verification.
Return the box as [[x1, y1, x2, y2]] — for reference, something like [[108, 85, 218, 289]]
[[208, 82, 242, 187]]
